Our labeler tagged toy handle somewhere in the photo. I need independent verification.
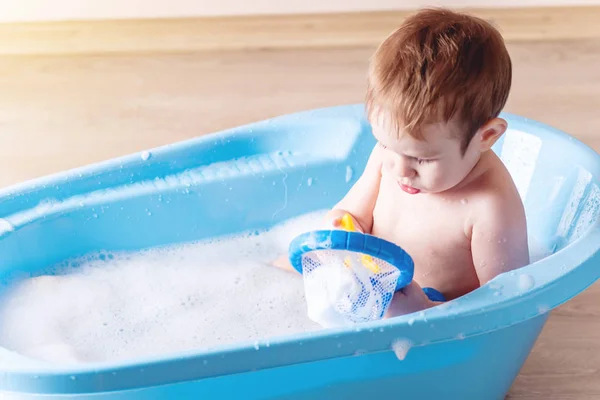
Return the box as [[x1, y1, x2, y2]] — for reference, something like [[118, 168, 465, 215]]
[[339, 213, 356, 232]]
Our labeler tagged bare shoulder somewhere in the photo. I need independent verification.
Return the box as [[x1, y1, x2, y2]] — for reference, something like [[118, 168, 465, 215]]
[[468, 152, 529, 282], [470, 152, 523, 214]]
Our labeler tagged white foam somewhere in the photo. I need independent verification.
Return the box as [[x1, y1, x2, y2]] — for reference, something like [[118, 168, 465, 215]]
[[0, 211, 326, 365], [518, 274, 535, 292], [391, 338, 412, 360], [0, 218, 15, 237]]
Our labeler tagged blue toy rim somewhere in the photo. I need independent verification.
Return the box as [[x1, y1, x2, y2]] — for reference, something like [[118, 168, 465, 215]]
[[288, 230, 414, 291]]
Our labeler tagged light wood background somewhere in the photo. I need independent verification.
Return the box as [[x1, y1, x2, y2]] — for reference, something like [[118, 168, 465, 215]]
[[0, 6, 598, 399]]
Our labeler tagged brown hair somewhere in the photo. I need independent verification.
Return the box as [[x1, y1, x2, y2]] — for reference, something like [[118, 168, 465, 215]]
[[366, 8, 512, 152]]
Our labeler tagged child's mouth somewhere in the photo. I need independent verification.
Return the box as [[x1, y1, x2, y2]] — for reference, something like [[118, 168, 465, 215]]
[[399, 183, 420, 194]]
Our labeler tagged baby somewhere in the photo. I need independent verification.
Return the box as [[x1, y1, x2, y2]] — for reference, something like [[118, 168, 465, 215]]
[[278, 8, 530, 317]]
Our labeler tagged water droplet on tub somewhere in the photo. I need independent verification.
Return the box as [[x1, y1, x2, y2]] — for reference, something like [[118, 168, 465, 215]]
[[408, 318, 415, 326], [0, 219, 15, 236], [203, 360, 209, 366], [141, 151, 151, 161], [391, 339, 412, 360], [70, 376, 77, 381], [345, 166, 354, 183], [93, 214, 98, 219], [147, 211, 152, 216], [253, 341, 260, 350], [518, 274, 535, 291], [537, 304, 550, 314], [307, 178, 313, 187], [456, 333, 466, 340]]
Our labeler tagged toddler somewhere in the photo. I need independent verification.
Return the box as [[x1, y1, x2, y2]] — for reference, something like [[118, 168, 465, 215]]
[[278, 8, 530, 317]]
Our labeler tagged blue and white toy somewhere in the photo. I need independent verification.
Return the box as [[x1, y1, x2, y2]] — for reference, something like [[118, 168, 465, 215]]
[[289, 214, 414, 327]]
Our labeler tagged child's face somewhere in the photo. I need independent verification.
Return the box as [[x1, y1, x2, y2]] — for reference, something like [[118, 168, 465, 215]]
[[371, 117, 481, 194]]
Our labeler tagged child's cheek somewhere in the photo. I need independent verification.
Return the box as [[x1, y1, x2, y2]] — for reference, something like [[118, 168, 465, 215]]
[[427, 164, 447, 187], [382, 157, 396, 175]]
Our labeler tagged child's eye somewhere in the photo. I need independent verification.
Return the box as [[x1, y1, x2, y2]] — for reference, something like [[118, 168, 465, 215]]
[[417, 158, 433, 164]]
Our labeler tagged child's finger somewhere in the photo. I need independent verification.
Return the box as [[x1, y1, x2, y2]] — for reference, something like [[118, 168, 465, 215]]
[[331, 217, 343, 227], [270, 255, 297, 273]]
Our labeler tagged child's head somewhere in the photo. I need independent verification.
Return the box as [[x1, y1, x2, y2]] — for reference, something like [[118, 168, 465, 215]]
[[366, 8, 512, 194]]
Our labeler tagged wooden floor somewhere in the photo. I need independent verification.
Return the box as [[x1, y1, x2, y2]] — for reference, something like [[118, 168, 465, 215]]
[[0, 38, 599, 398]]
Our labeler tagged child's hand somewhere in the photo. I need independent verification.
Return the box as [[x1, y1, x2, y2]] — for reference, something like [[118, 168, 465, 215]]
[[270, 255, 297, 273], [270, 211, 363, 274], [384, 281, 435, 317]]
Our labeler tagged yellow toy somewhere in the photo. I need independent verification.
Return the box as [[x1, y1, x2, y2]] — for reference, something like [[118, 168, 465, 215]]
[[340, 213, 380, 274]]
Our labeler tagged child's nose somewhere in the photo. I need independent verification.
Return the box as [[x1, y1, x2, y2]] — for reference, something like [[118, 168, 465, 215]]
[[396, 157, 416, 178]]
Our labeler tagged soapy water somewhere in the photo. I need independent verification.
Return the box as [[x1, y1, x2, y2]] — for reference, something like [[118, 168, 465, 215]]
[[0, 212, 327, 365], [0, 209, 553, 366]]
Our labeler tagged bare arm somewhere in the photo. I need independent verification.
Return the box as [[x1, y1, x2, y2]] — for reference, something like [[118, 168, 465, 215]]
[[470, 196, 530, 285], [271, 145, 383, 272], [325, 145, 383, 234]]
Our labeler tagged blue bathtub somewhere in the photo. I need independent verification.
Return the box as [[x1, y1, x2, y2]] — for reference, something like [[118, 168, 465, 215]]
[[0, 104, 599, 399]]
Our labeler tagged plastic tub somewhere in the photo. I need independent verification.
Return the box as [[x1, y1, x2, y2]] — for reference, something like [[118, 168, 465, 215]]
[[0, 104, 599, 399]]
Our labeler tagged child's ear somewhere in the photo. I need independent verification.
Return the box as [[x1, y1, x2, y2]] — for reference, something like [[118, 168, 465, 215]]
[[478, 118, 507, 151]]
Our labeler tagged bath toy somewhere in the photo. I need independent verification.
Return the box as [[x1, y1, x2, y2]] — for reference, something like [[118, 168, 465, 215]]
[[0, 104, 599, 400], [339, 214, 383, 274], [288, 213, 414, 327]]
